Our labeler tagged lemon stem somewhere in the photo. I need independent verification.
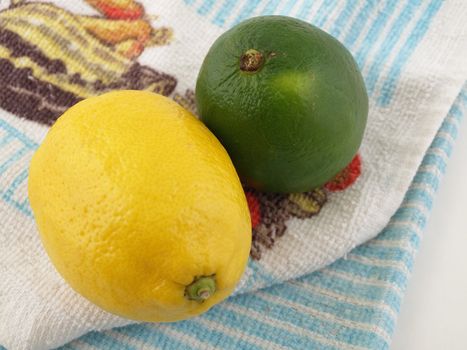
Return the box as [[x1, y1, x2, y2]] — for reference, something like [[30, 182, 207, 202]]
[[240, 49, 264, 72], [185, 276, 216, 302]]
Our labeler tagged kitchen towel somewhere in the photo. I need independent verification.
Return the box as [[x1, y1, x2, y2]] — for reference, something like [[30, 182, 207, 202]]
[[1, 0, 466, 349], [60, 86, 467, 350]]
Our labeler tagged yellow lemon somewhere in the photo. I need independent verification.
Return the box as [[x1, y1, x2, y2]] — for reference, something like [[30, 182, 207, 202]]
[[28, 90, 251, 322]]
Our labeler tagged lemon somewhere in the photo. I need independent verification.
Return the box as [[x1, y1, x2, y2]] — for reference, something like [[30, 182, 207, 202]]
[[28, 90, 251, 322]]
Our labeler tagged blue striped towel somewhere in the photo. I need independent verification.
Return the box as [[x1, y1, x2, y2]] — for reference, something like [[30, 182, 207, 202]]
[[0, 1, 466, 349]]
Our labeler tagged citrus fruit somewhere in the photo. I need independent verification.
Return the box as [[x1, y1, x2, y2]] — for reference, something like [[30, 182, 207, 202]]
[[196, 16, 368, 193], [28, 90, 251, 322]]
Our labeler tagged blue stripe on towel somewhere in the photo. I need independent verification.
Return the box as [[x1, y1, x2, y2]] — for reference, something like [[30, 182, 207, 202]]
[[296, 0, 313, 20], [261, 0, 282, 15], [330, 0, 359, 38], [311, 0, 338, 28], [354, 1, 399, 68], [365, 0, 424, 95], [378, 0, 443, 105], [197, 0, 216, 15], [232, 0, 262, 26], [213, 0, 238, 26], [343, 0, 377, 48]]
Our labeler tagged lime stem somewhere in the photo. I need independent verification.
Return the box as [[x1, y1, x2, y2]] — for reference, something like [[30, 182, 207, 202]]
[[240, 49, 264, 72], [185, 276, 216, 302]]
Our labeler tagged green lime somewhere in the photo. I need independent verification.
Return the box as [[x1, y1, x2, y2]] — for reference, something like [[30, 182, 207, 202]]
[[196, 16, 368, 193]]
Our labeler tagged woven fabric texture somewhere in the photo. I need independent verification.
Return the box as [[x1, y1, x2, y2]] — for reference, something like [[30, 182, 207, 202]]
[[0, 1, 466, 349]]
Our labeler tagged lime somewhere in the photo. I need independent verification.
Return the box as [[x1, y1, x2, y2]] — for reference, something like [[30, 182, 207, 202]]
[[196, 16, 368, 193]]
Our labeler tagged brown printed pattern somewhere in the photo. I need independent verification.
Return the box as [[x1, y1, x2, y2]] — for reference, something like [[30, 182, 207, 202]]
[[0, 0, 177, 125], [247, 154, 362, 259]]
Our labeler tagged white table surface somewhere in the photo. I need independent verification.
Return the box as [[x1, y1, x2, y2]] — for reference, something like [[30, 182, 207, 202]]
[[391, 117, 467, 350]]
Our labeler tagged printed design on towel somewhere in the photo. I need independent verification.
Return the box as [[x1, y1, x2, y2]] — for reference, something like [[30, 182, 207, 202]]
[[325, 154, 362, 192], [0, 0, 177, 125], [173, 89, 197, 115], [248, 154, 361, 260]]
